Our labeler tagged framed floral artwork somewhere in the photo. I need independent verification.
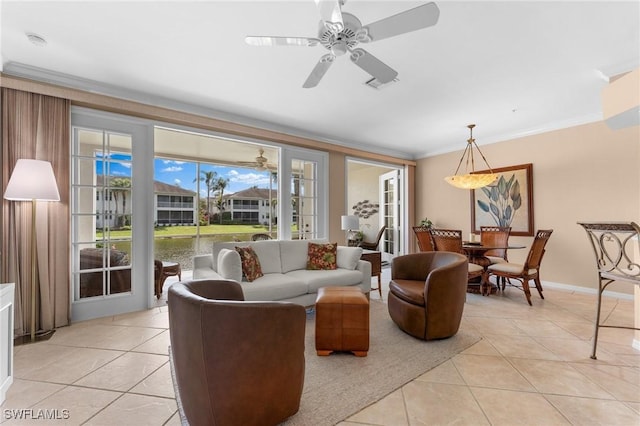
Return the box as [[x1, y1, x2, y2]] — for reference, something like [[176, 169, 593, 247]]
[[470, 163, 534, 236]]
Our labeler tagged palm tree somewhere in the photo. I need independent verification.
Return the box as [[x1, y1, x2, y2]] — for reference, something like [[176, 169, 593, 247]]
[[110, 177, 131, 228], [194, 170, 217, 220], [214, 177, 229, 224]]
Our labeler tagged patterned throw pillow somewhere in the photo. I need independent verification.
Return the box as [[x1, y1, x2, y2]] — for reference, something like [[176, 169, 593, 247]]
[[307, 242, 338, 270], [235, 246, 263, 282]]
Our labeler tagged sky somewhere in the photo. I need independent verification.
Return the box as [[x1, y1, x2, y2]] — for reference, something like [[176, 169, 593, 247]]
[[96, 153, 274, 197], [155, 158, 274, 196]]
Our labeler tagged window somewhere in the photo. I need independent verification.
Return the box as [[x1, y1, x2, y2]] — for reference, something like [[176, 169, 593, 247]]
[[71, 128, 133, 300]]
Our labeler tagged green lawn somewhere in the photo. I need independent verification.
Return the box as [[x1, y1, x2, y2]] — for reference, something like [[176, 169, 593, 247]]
[[98, 224, 277, 239]]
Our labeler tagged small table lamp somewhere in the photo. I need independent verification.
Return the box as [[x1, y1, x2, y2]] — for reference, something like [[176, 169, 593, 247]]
[[3, 159, 60, 342], [340, 215, 359, 246]]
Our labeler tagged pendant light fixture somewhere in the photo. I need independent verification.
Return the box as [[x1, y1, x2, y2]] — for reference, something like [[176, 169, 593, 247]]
[[444, 124, 497, 189]]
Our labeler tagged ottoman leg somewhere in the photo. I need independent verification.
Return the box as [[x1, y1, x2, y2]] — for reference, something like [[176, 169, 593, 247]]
[[351, 351, 367, 357], [316, 350, 333, 356]]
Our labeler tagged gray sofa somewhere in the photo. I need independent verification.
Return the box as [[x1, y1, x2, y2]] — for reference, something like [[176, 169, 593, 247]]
[[192, 239, 372, 306]]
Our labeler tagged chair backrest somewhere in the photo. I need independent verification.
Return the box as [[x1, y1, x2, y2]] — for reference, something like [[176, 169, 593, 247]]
[[578, 222, 640, 283], [413, 226, 434, 251], [359, 225, 387, 250], [524, 229, 553, 270], [429, 229, 464, 254], [480, 226, 511, 259], [251, 233, 272, 241], [373, 225, 387, 244]]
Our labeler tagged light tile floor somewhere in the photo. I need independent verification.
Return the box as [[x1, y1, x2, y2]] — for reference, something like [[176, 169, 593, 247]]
[[2, 269, 639, 425]]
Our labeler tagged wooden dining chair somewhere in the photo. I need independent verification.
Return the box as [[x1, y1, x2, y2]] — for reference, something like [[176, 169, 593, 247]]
[[480, 226, 511, 289], [480, 226, 511, 263], [487, 229, 553, 305], [412, 226, 434, 251], [429, 228, 484, 282]]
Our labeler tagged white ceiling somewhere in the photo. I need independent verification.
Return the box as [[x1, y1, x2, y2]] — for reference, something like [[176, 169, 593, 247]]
[[1, 1, 638, 160]]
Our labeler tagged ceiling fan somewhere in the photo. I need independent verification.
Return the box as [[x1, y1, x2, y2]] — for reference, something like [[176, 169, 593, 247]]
[[237, 148, 277, 171], [245, 0, 440, 88]]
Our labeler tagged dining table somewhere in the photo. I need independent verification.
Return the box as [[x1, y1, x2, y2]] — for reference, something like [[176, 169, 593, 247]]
[[461, 242, 525, 295]]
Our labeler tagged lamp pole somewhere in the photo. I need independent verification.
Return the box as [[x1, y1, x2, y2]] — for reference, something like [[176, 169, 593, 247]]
[[30, 199, 37, 341]]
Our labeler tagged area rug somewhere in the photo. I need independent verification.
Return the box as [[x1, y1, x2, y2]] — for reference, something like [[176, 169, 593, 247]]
[[283, 300, 481, 425]]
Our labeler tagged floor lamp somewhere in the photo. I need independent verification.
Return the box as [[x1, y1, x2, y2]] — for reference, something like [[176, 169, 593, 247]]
[[3, 159, 60, 342]]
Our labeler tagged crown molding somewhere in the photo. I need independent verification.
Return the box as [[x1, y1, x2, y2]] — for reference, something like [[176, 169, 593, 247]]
[[417, 112, 603, 159], [2, 62, 414, 161]]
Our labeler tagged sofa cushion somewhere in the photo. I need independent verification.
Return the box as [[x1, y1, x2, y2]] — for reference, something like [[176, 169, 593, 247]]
[[251, 240, 282, 274], [286, 269, 363, 293], [337, 246, 362, 270], [280, 240, 311, 273], [217, 248, 242, 283], [235, 246, 263, 282], [240, 273, 309, 301], [307, 242, 338, 270]]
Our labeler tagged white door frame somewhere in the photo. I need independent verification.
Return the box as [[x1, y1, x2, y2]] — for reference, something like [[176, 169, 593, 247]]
[[345, 158, 406, 259], [71, 109, 154, 321]]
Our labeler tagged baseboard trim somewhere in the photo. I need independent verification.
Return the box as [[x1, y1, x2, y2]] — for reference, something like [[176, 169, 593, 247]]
[[542, 280, 634, 301]]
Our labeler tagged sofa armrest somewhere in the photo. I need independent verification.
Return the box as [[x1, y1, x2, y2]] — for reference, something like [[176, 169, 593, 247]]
[[193, 254, 213, 270], [356, 259, 372, 292], [193, 254, 218, 280]]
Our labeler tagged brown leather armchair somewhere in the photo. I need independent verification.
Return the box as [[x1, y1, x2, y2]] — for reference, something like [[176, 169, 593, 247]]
[[388, 252, 468, 340], [168, 279, 306, 426]]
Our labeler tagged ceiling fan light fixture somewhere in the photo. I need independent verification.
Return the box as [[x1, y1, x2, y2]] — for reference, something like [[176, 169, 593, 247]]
[[444, 124, 497, 190], [331, 40, 348, 56]]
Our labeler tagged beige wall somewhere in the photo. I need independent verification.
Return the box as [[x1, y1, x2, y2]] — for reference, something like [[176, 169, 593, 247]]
[[416, 121, 640, 294]]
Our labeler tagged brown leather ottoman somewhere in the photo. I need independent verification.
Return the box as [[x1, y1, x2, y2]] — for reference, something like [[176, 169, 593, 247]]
[[315, 286, 370, 357]]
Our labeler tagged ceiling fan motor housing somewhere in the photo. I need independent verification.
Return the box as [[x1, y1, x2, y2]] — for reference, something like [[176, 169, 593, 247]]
[[318, 12, 366, 56]]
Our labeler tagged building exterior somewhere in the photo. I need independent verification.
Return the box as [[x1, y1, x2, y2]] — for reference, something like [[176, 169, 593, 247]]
[[220, 186, 277, 225], [96, 176, 197, 227], [154, 181, 197, 226]]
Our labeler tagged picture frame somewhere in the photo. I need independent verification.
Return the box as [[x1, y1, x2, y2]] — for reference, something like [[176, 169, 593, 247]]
[[470, 163, 534, 236]]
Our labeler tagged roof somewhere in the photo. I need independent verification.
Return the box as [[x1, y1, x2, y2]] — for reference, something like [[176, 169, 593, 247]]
[[153, 181, 196, 196], [96, 175, 196, 196], [225, 187, 277, 200]]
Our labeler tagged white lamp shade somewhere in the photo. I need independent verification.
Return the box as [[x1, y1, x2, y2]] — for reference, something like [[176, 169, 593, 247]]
[[4, 159, 60, 201], [341, 215, 359, 231]]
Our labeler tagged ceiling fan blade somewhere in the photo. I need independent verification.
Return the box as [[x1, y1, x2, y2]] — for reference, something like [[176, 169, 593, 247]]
[[245, 36, 319, 47], [314, 0, 344, 33], [303, 54, 335, 88], [349, 48, 397, 84], [362, 2, 440, 43]]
